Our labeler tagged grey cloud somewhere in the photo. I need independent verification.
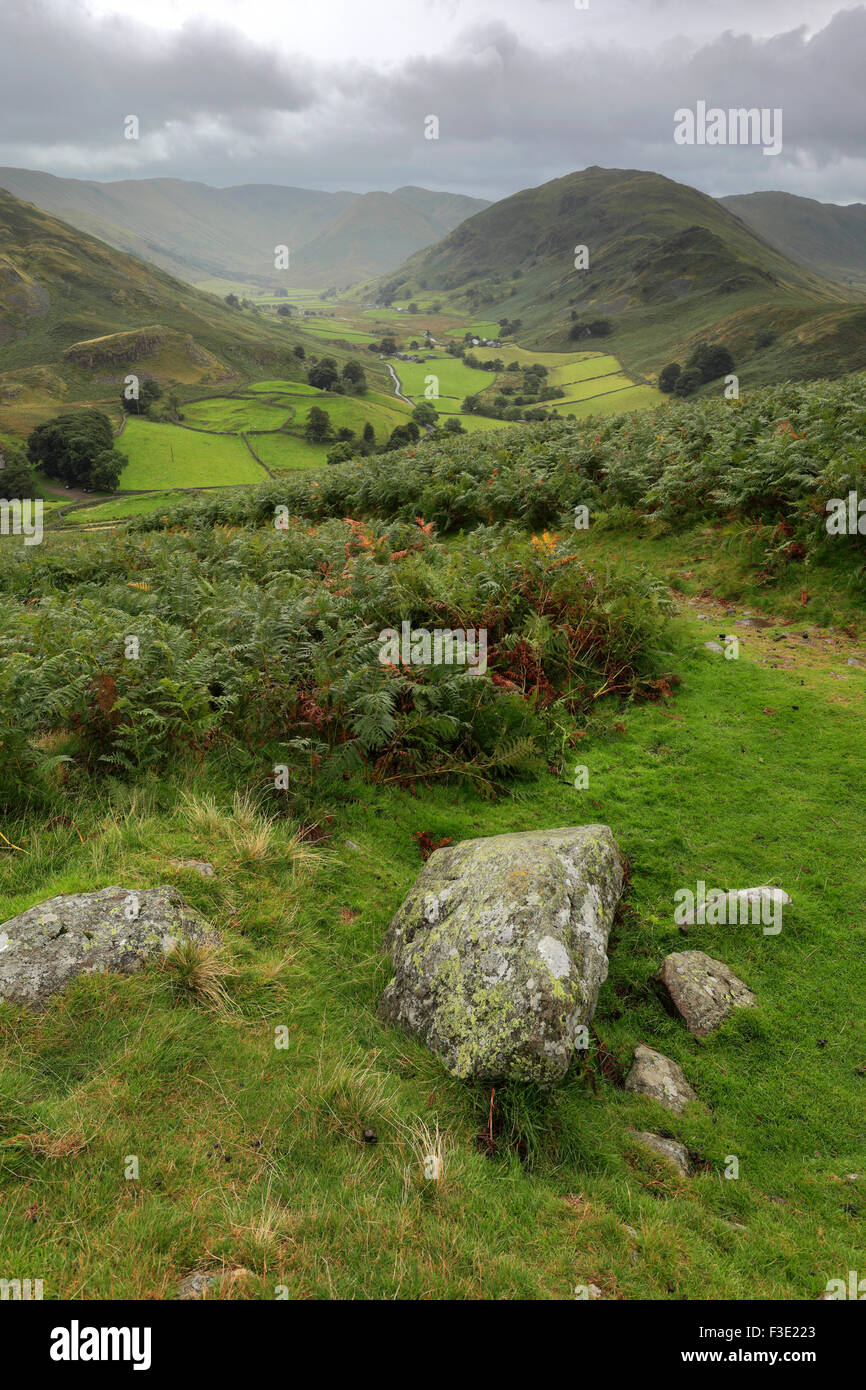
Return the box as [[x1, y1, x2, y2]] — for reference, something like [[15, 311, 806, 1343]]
[[1, 1, 865, 202]]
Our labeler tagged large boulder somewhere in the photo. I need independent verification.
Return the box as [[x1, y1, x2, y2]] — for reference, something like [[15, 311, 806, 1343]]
[[656, 950, 756, 1037], [0, 886, 215, 1010], [379, 825, 624, 1084]]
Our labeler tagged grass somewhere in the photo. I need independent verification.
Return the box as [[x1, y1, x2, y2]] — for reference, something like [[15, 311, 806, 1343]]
[[246, 432, 330, 472], [0, 510, 862, 1299], [118, 419, 266, 489]]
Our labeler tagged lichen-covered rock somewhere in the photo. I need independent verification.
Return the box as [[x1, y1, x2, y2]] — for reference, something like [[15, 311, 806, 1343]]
[[630, 1130, 690, 1176], [625, 1044, 698, 1114], [0, 886, 216, 1009], [379, 825, 624, 1084], [656, 950, 756, 1037]]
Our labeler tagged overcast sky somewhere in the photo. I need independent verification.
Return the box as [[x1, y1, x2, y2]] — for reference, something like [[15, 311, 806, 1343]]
[[2, 0, 864, 203]]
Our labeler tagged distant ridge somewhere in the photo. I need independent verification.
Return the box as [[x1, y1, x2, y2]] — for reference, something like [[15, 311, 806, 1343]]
[[0, 168, 490, 289]]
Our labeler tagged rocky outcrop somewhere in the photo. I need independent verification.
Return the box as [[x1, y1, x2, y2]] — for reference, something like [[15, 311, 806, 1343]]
[[379, 825, 624, 1084]]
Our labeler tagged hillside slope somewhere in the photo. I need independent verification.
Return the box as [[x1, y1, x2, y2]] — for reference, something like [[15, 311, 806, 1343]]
[[722, 190, 866, 292], [371, 166, 865, 385], [0, 168, 489, 288], [0, 188, 308, 435]]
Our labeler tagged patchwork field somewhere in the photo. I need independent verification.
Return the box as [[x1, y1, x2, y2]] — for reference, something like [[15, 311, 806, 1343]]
[[245, 432, 331, 471], [118, 418, 266, 489]]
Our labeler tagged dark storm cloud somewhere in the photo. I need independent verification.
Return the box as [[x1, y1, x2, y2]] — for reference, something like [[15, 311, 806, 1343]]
[[2, 1, 865, 201]]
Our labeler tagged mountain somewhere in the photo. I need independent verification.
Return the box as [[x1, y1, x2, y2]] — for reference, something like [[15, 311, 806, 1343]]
[[721, 191, 866, 291], [0, 187, 308, 436], [0, 168, 489, 289], [371, 166, 866, 384]]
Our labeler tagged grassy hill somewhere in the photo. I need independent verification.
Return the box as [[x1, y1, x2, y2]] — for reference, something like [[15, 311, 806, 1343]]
[[1, 374, 864, 1300], [0, 169, 489, 289], [0, 189, 408, 444], [722, 190, 866, 293], [368, 166, 866, 388]]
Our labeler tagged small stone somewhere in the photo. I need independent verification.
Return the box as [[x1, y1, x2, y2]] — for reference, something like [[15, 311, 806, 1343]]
[[630, 1130, 690, 1176], [177, 1266, 249, 1300], [656, 950, 756, 1037], [704, 641, 724, 654], [169, 858, 215, 877], [847, 658, 863, 668], [344, 840, 362, 852], [625, 1044, 698, 1114]]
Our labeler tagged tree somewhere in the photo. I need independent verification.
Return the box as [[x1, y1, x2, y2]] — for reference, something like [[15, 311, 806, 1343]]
[[341, 360, 367, 393], [121, 376, 161, 416], [685, 342, 734, 383], [304, 406, 332, 442], [362, 422, 375, 446], [293, 344, 306, 360], [307, 362, 339, 391], [326, 441, 355, 465], [90, 448, 125, 492], [379, 336, 398, 355], [443, 417, 465, 434], [658, 362, 682, 393], [408, 302, 419, 314], [411, 402, 438, 428], [28, 410, 115, 488], [276, 305, 291, 317], [673, 368, 702, 397], [224, 293, 240, 307], [0, 443, 41, 499]]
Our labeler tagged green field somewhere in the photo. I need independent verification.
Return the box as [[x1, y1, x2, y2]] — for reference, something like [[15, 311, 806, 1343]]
[[246, 432, 331, 472], [182, 398, 293, 432], [395, 353, 494, 412], [558, 384, 660, 417], [118, 419, 266, 489]]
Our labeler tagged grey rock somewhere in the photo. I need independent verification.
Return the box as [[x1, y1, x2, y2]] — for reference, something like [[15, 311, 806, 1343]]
[[630, 1130, 690, 1176], [0, 885, 216, 1009], [169, 858, 215, 877], [703, 640, 725, 653], [847, 657, 863, 668], [379, 825, 624, 1084], [656, 950, 756, 1037], [177, 1266, 249, 1300], [625, 1044, 698, 1114]]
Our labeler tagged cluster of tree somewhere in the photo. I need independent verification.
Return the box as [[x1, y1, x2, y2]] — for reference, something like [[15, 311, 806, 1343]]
[[568, 316, 612, 340], [461, 393, 556, 424], [28, 410, 126, 491], [223, 293, 258, 312], [463, 354, 504, 372], [368, 336, 399, 356], [659, 342, 735, 397], [0, 442, 41, 499], [118, 378, 182, 423], [306, 356, 367, 394]]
